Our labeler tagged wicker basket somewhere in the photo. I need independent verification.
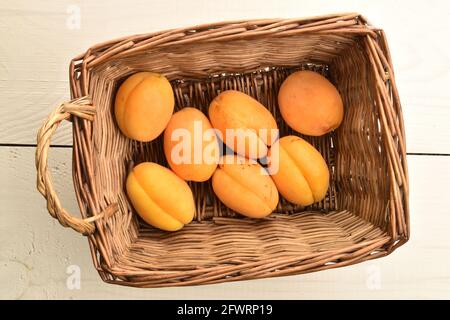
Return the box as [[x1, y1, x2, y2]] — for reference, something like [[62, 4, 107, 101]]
[[36, 13, 409, 288]]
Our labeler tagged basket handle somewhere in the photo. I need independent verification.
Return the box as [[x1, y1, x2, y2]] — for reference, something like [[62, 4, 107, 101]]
[[35, 97, 116, 235]]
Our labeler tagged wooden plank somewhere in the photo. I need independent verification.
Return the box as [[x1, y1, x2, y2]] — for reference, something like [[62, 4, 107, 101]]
[[0, 0, 449, 153], [0, 146, 448, 299]]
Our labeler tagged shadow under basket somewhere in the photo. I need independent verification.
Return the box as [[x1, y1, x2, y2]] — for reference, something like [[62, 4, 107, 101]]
[[36, 13, 409, 288]]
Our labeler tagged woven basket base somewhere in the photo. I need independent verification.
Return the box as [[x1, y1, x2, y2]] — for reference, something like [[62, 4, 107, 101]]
[[102, 210, 389, 287]]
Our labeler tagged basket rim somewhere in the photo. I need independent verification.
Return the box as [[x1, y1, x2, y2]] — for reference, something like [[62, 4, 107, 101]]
[[68, 12, 382, 96]]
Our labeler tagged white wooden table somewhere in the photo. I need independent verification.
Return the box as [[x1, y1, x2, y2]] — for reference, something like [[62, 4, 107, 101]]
[[1, 0, 449, 299]]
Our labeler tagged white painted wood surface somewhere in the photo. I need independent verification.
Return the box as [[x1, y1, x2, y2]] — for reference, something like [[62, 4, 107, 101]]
[[1, 0, 450, 299]]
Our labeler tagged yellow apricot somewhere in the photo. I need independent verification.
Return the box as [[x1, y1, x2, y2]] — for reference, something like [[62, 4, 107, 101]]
[[115, 72, 174, 142], [163, 107, 219, 182], [209, 90, 278, 159], [212, 155, 279, 218], [278, 71, 344, 136], [268, 135, 329, 206], [126, 162, 195, 231]]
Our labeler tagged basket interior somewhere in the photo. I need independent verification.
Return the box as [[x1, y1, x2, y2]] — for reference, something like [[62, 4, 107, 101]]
[[81, 33, 392, 281]]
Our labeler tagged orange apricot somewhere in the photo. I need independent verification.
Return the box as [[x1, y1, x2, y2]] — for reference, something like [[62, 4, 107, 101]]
[[268, 135, 329, 206], [126, 162, 195, 231], [164, 107, 219, 182], [278, 71, 343, 136], [115, 72, 174, 142], [212, 155, 279, 218], [209, 90, 278, 159]]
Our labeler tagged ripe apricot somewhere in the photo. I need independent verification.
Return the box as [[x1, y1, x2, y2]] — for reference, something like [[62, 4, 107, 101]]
[[212, 155, 279, 218], [278, 71, 343, 136], [126, 162, 195, 231], [268, 135, 329, 206], [115, 72, 174, 142], [164, 107, 219, 182], [209, 90, 278, 159]]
